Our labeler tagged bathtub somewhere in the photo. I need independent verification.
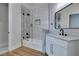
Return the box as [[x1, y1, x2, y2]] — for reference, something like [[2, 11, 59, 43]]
[[23, 38, 43, 52]]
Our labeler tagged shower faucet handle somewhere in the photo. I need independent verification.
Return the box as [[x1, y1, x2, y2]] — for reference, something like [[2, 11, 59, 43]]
[[26, 33, 28, 35]]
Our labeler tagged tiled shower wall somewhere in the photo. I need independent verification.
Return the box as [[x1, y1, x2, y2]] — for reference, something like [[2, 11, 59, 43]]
[[22, 3, 49, 40]]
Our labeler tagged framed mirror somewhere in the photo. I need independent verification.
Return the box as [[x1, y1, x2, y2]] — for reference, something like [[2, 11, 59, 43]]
[[55, 3, 79, 29]]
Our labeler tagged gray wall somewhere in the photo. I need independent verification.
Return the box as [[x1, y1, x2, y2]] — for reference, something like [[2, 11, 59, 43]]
[[0, 4, 8, 48]]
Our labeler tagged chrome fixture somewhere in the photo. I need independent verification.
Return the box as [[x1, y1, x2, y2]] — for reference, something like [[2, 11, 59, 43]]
[[59, 28, 67, 36], [59, 28, 64, 36]]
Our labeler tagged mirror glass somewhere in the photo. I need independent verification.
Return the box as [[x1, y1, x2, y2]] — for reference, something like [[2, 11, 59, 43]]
[[55, 3, 79, 29]]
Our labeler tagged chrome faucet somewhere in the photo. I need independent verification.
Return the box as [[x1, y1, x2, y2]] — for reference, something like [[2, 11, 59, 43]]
[[59, 28, 64, 36]]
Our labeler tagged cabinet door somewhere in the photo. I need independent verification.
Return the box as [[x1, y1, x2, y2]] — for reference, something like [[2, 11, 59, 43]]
[[53, 43, 67, 56], [52, 37, 68, 56], [46, 35, 68, 56], [46, 36, 54, 56]]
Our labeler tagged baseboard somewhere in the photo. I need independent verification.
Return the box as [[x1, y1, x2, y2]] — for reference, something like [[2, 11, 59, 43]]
[[0, 47, 8, 54], [0, 43, 8, 54]]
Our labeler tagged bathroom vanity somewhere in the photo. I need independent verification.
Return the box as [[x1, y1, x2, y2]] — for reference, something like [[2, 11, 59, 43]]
[[46, 33, 79, 56], [46, 3, 79, 56]]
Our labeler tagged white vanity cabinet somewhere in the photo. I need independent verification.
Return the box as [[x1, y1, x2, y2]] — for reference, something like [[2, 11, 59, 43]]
[[46, 35, 79, 56]]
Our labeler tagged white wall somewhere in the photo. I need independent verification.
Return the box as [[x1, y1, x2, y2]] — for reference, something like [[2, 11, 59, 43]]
[[32, 3, 49, 40], [0, 4, 8, 48], [9, 3, 21, 51], [49, 3, 79, 37], [49, 3, 57, 31]]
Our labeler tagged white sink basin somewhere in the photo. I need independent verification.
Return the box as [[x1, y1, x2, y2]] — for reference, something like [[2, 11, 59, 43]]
[[47, 33, 79, 41]]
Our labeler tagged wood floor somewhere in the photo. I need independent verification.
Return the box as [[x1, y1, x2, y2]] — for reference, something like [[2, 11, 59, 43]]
[[0, 46, 44, 56]]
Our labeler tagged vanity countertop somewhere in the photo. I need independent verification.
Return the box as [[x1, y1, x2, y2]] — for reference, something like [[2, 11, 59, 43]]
[[47, 33, 79, 41]]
